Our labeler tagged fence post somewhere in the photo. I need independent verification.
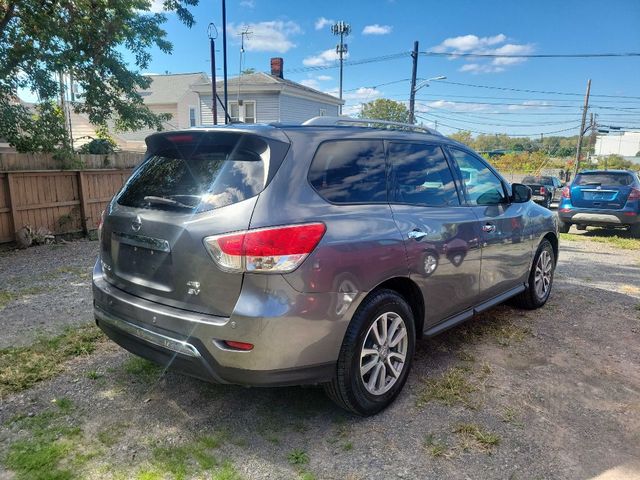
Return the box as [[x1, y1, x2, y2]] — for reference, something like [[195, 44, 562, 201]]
[[5, 172, 20, 240], [77, 170, 89, 234]]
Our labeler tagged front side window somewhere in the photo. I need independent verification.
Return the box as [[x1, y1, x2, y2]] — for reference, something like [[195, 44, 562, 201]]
[[388, 143, 459, 206], [308, 140, 387, 203], [117, 133, 270, 213], [449, 148, 507, 206]]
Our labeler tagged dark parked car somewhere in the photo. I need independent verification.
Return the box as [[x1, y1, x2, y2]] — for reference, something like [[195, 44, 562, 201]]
[[93, 117, 559, 415], [557, 169, 640, 236], [521, 175, 564, 209]]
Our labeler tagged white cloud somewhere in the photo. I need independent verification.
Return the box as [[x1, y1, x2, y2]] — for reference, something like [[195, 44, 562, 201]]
[[303, 48, 348, 67], [362, 24, 392, 35], [300, 79, 320, 89], [147, 0, 165, 13], [432, 33, 533, 74], [424, 100, 492, 113], [317, 75, 332, 81], [433, 34, 506, 53], [315, 17, 334, 30], [506, 100, 551, 111], [239, 0, 255, 8], [228, 21, 301, 53]]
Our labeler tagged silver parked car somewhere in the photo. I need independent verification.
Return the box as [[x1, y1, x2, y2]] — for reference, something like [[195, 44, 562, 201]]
[[93, 117, 558, 415]]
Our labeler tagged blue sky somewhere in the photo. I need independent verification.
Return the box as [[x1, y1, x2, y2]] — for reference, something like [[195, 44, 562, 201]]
[[69, 0, 640, 136]]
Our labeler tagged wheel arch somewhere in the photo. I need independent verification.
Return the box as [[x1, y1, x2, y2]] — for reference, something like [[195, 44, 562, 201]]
[[367, 277, 425, 339], [542, 232, 559, 265]]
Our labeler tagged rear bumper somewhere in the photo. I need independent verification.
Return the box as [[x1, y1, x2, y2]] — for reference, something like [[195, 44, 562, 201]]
[[92, 261, 358, 386], [558, 208, 639, 227]]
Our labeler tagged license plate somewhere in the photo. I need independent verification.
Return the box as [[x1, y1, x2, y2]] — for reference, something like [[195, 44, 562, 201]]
[[533, 195, 545, 200]]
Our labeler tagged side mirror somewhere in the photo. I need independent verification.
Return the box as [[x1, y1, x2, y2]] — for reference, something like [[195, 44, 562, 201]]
[[511, 183, 531, 203]]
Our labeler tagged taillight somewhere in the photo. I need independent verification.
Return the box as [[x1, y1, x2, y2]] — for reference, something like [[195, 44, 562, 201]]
[[561, 186, 571, 199], [203, 223, 326, 274], [97, 210, 105, 242], [539, 186, 546, 195], [628, 188, 640, 201]]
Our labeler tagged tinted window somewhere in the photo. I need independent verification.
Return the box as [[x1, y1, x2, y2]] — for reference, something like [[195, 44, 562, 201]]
[[309, 140, 387, 203], [449, 148, 507, 206], [575, 172, 634, 186], [388, 143, 459, 206], [117, 133, 269, 213], [522, 176, 553, 186]]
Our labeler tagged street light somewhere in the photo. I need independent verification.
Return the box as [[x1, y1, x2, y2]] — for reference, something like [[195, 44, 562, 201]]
[[413, 75, 447, 94], [408, 75, 445, 124]]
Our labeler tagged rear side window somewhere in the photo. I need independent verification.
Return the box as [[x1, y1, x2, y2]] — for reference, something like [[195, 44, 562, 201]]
[[308, 140, 387, 203], [388, 143, 459, 206], [574, 172, 634, 186], [116, 133, 271, 213]]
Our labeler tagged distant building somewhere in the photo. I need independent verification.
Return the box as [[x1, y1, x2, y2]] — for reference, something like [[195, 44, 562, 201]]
[[594, 131, 640, 157], [67, 58, 342, 152]]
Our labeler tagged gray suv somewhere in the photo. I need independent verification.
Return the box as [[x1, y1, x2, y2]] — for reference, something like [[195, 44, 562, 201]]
[[93, 117, 558, 415]]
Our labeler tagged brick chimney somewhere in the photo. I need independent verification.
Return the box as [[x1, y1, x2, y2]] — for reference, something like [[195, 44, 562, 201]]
[[270, 57, 284, 79]]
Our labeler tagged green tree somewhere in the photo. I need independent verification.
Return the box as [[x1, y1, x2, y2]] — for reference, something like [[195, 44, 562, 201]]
[[448, 130, 473, 147], [0, 99, 67, 152], [0, 0, 197, 151], [360, 99, 409, 123]]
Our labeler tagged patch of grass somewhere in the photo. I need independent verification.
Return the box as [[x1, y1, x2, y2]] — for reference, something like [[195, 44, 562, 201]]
[[0, 286, 49, 310], [53, 397, 74, 412], [85, 370, 102, 380], [4, 408, 88, 480], [456, 351, 476, 363], [500, 406, 524, 427], [454, 423, 500, 453], [97, 422, 130, 447], [0, 324, 104, 397], [424, 433, 450, 458], [417, 367, 478, 409], [287, 449, 309, 466], [342, 441, 353, 452], [51, 266, 90, 279], [561, 231, 640, 250], [147, 434, 228, 480], [122, 356, 163, 381], [299, 472, 317, 480]]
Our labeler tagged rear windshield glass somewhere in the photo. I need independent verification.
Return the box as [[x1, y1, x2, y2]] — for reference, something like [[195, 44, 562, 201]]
[[522, 176, 552, 185], [574, 172, 634, 186], [116, 133, 269, 212]]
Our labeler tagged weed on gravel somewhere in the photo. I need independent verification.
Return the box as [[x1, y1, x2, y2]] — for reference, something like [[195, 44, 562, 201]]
[[0, 324, 105, 397], [0, 286, 49, 310], [122, 356, 164, 382], [560, 231, 640, 250], [453, 423, 501, 453], [417, 366, 479, 409]]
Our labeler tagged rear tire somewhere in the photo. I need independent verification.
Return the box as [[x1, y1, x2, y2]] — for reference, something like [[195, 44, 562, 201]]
[[324, 289, 416, 416], [630, 224, 640, 239], [558, 219, 571, 234], [513, 239, 555, 310]]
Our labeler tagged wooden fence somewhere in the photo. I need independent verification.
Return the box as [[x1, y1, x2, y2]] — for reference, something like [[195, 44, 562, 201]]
[[0, 169, 132, 243], [0, 152, 144, 171]]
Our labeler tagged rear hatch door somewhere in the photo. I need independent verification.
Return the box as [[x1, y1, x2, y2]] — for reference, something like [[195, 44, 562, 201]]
[[571, 171, 634, 210], [100, 130, 289, 317]]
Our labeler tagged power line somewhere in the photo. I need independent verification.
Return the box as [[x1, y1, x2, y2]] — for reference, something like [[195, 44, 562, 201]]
[[417, 109, 582, 127], [287, 52, 410, 73], [420, 51, 640, 59], [416, 115, 581, 136], [435, 80, 640, 100]]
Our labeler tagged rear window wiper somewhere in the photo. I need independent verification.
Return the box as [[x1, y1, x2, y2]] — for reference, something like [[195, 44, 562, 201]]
[[143, 196, 195, 209]]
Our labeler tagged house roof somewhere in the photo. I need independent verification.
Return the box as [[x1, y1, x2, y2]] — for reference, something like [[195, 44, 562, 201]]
[[138, 72, 208, 104], [191, 72, 344, 106]]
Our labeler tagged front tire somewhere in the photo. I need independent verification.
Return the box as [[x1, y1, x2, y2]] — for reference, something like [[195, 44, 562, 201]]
[[513, 239, 555, 310], [324, 289, 416, 416]]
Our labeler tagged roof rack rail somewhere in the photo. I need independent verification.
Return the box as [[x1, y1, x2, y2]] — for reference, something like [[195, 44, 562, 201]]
[[302, 116, 440, 135]]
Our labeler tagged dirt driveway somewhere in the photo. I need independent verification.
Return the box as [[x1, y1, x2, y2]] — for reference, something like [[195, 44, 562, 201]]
[[1, 234, 639, 480]]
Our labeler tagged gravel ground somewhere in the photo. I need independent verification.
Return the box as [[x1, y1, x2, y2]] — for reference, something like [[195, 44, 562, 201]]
[[0, 240, 97, 348], [0, 234, 639, 479]]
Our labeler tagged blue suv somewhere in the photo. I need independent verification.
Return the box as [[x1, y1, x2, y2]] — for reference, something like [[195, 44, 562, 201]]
[[558, 170, 640, 237]]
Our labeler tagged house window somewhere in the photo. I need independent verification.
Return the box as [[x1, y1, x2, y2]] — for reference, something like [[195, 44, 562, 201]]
[[319, 108, 327, 116], [228, 101, 256, 123], [189, 106, 196, 127]]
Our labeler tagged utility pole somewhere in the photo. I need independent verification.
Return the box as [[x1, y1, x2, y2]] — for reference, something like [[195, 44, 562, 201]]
[[208, 23, 218, 125], [221, 0, 229, 124], [408, 41, 419, 124], [237, 27, 252, 105], [588, 113, 597, 167], [574, 78, 591, 175], [331, 21, 351, 115]]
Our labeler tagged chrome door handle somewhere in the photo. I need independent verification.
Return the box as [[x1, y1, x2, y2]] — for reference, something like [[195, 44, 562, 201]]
[[408, 230, 427, 240], [482, 223, 496, 233]]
